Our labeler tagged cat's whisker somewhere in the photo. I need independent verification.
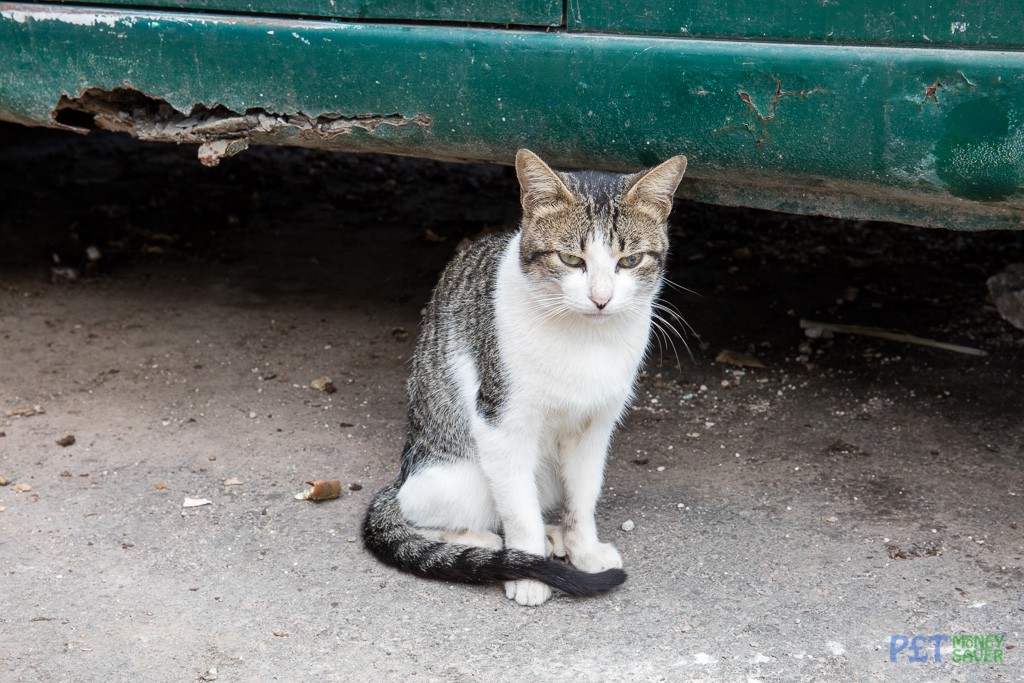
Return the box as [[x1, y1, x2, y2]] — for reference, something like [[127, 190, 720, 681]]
[[648, 317, 672, 368], [532, 302, 573, 327], [620, 299, 672, 359], [648, 315, 678, 370], [654, 314, 695, 358], [650, 313, 689, 369], [660, 276, 701, 297], [652, 300, 699, 340], [653, 306, 694, 361]]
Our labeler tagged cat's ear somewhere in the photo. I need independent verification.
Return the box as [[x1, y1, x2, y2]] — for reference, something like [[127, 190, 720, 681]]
[[624, 155, 688, 220], [515, 149, 574, 217]]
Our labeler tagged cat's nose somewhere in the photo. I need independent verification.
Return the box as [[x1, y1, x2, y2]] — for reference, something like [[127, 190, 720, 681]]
[[589, 274, 613, 310]]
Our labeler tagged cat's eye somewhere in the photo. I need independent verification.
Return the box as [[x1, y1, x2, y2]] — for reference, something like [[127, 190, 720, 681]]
[[617, 253, 644, 269], [558, 253, 584, 267]]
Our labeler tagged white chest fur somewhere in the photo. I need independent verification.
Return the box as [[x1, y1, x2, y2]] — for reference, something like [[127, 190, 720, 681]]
[[493, 234, 652, 421]]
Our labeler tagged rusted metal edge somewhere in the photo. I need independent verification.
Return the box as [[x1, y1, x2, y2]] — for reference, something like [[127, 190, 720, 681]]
[[53, 86, 432, 167]]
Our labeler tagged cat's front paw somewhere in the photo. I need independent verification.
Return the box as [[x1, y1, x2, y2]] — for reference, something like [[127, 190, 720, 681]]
[[567, 542, 623, 573], [504, 579, 552, 606], [544, 524, 567, 559]]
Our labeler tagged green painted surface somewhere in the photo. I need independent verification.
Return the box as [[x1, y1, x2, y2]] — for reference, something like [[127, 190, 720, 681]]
[[569, 1, 1024, 48], [48, 0, 563, 26], [1, 3, 1023, 229]]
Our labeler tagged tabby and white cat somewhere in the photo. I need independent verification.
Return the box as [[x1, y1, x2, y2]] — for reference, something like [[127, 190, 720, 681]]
[[363, 149, 687, 606]]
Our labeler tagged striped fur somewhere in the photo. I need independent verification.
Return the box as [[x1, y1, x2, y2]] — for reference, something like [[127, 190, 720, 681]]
[[363, 150, 687, 605]]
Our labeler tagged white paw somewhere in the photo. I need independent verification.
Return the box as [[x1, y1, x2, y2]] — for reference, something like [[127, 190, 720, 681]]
[[544, 525, 567, 558], [567, 542, 622, 573], [504, 579, 552, 606]]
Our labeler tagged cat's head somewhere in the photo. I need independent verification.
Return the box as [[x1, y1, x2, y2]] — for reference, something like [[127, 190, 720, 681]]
[[515, 149, 687, 318]]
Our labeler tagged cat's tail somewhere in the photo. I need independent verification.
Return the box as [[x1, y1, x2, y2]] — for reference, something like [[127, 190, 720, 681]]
[[362, 482, 626, 598]]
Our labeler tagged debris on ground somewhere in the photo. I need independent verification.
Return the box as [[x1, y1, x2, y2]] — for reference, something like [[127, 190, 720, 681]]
[[0, 475, 9, 486], [222, 477, 243, 487], [4, 405, 44, 418], [799, 319, 987, 356], [56, 435, 76, 447], [887, 541, 944, 559], [294, 479, 342, 501], [987, 263, 1024, 331], [310, 376, 337, 394], [714, 349, 766, 368], [182, 497, 212, 508], [621, 519, 636, 532], [14, 483, 32, 493]]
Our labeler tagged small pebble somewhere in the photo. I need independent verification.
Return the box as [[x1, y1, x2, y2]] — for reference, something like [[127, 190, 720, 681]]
[[310, 376, 337, 394], [621, 519, 635, 532]]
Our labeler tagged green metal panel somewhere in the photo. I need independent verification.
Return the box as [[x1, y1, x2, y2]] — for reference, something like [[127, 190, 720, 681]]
[[47, 0, 562, 26], [569, 1, 1024, 48], [1, 3, 1023, 229]]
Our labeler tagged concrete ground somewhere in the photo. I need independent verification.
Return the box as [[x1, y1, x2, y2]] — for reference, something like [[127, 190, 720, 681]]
[[1, 125, 1022, 682]]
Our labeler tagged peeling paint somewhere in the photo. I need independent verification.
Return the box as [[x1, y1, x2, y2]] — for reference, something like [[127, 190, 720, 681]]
[[956, 71, 977, 89], [52, 87, 432, 166], [0, 7, 136, 27], [907, 71, 979, 110], [715, 77, 825, 144], [0, 4, 354, 31]]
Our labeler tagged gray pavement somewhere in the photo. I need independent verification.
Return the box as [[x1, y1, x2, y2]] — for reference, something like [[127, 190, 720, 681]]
[[1, 127, 1021, 681]]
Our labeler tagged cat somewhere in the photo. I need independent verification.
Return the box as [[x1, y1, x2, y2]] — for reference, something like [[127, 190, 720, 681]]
[[363, 149, 687, 606]]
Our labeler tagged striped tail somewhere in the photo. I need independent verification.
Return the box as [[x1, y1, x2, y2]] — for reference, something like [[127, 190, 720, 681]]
[[362, 482, 626, 598]]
